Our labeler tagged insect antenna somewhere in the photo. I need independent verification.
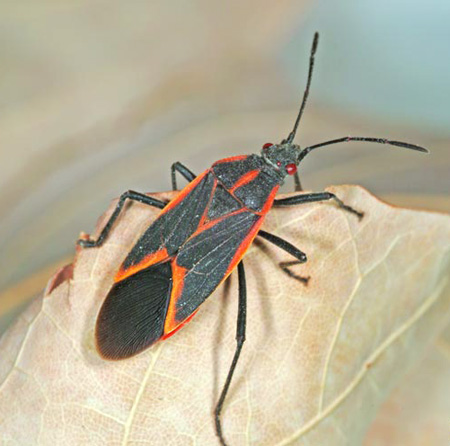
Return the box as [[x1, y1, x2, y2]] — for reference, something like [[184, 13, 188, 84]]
[[283, 32, 319, 145], [298, 136, 429, 162]]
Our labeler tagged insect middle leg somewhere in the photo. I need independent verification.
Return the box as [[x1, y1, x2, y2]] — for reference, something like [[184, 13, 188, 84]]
[[171, 162, 196, 190], [77, 190, 166, 248], [215, 261, 247, 446], [274, 191, 364, 219], [258, 230, 310, 284]]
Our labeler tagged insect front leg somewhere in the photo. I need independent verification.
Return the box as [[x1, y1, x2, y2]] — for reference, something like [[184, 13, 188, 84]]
[[77, 190, 166, 248], [258, 230, 310, 285], [171, 162, 196, 190], [215, 261, 247, 446], [293, 171, 302, 192], [274, 191, 364, 219]]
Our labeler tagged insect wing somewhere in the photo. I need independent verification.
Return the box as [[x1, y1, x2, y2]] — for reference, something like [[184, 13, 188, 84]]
[[95, 157, 279, 358], [96, 171, 215, 359], [116, 171, 215, 281], [96, 260, 172, 359], [163, 210, 263, 335]]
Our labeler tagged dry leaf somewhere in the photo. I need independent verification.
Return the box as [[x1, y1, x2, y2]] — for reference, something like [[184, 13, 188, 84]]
[[365, 334, 450, 446], [0, 185, 449, 445]]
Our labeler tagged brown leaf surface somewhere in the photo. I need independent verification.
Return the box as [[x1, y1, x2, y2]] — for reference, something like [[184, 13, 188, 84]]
[[0, 185, 449, 445], [365, 331, 450, 446]]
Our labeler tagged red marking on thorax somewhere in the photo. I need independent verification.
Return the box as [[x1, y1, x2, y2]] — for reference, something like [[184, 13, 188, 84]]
[[230, 169, 260, 193], [212, 155, 248, 165]]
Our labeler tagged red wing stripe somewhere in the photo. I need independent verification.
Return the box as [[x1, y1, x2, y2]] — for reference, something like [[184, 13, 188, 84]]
[[224, 216, 264, 277], [258, 185, 279, 215], [115, 248, 170, 282], [159, 170, 209, 215], [162, 309, 198, 340], [164, 211, 260, 330], [163, 262, 187, 334]]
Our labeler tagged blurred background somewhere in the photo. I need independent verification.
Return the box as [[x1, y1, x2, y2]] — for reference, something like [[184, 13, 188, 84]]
[[0, 2, 449, 336]]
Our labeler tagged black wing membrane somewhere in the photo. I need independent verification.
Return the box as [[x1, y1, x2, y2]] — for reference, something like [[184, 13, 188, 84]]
[[96, 261, 173, 359]]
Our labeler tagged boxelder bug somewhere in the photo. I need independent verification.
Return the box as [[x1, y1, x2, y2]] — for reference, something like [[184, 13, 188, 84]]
[[78, 32, 428, 445]]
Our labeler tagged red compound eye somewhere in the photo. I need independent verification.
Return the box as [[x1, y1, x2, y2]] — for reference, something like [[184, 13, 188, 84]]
[[285, 163, 297, 175], [262, 142, 273, 149]]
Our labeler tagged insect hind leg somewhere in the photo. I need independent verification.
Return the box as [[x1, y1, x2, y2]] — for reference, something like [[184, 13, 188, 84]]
[[77, 190, 166, 248], [215, 261, 246, 446]]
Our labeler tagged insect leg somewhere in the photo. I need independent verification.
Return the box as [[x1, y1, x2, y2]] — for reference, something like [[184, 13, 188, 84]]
[[215, 261, 247, 446], [258, 230, 310, 284], [171, 162, 196, 190], [274, 191, 364, 219], [77, 190, 166, 248], [258, 230, 306, 263], [293, 171, 302, 191]]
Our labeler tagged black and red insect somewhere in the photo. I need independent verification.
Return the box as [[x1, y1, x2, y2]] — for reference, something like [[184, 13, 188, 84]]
[[78, 33, 428, 445]]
